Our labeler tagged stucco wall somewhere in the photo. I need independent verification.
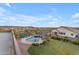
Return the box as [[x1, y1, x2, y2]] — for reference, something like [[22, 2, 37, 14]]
[[52, 28, 77, 38]]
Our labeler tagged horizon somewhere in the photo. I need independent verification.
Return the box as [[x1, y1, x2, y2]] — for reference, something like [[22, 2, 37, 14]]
[[0, 3, 79, 27], [0, 25, 78, 28]]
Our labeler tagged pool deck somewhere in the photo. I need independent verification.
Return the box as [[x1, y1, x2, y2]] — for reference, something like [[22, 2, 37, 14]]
[[17, 40, 32, 55]]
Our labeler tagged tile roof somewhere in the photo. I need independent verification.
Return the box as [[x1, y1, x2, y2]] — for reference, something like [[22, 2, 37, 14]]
[[59, 26, 79, 33]]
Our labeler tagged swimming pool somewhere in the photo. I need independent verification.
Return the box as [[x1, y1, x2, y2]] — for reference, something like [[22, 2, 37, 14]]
[[26, 37, 41, 42], [21, 35, 44, 44]]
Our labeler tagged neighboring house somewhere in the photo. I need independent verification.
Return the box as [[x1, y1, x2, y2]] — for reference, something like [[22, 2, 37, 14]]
[[51, 26, 79, 41]]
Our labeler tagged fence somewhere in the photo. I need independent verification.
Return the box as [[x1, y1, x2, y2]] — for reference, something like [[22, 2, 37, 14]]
[[11, 30, 22, 55]]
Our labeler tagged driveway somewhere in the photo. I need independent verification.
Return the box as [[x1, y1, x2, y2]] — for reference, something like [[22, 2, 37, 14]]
[[0, 32, 14, 55]]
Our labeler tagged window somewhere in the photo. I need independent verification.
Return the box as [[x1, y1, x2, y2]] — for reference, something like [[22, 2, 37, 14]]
[[71, 33, 74, 36], [59, 32, 65, 35], [54, 32, 57, 35], [76, 35, 78, 37]]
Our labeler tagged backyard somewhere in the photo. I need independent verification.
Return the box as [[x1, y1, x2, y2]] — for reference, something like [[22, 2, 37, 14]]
[[28, 39, 79, 55]]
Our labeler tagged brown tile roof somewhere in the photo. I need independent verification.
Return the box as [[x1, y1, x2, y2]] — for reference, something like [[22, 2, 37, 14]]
[[59, 26, 79, 33]]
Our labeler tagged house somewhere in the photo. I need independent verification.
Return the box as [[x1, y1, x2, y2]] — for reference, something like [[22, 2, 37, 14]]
[[51, 26, 79, 41]]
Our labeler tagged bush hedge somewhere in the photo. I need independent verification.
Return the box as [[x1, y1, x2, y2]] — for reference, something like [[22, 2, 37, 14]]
[[73, 39, 79, 45], [40, 40, 48, 45], [32, 43, 40, 46], [51, 36, 69, 42]]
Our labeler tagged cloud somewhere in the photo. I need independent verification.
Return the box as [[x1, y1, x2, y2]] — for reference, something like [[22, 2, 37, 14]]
[[16, 14, 40, 23], [0, 7, 5, 16], [70, 20, 79, 24], [0, 20, 5, 23], [8, 16, 16, 21], [72, 13, 79, 18], [50, 8, 57, 14], [48, 21, 57, 25], [0, 5, 78, 27], [0, 7, 6, 13], [0, 6, 63, 27], [16, 14, 60, 23], [0, 7, 11, 16], [0, 12, 4, 16], [52, 18, 59, 21], [6, 3, 11, 7], [47, 17, 63, 27], [0, 7, 72, 27]]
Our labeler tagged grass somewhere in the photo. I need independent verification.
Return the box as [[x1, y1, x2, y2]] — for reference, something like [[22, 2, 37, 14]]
[[28, 39, 79, 55]]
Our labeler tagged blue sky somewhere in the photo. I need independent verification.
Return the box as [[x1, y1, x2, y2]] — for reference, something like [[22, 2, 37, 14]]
[[0, 3, 79, 27]]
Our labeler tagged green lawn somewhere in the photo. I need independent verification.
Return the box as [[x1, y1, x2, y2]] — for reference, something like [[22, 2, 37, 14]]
[[28, 39, 79, 55]]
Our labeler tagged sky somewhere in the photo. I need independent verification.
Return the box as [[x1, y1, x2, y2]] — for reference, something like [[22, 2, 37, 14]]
[[0, 3, 79, 27]]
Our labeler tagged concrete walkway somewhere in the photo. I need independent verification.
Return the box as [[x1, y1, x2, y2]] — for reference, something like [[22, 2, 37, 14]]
[[17, 40, 31, 55], [0, 32, 14, 55]]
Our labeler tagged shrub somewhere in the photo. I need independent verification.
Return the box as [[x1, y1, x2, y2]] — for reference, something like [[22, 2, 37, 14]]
[[32, 43, 40, 46], [51, 36, 57, 39], [51, 36, 61, 40], [73, 39, 79, 45], [47, 39, 50, 41], [57, 37, 61, 40], [63, 37, 69, 42], [40, 40, 48, 45]]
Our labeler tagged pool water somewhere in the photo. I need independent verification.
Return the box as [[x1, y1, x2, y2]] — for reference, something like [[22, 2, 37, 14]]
[[21, 35, 44, 44], [26, 37, 42, 42]]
